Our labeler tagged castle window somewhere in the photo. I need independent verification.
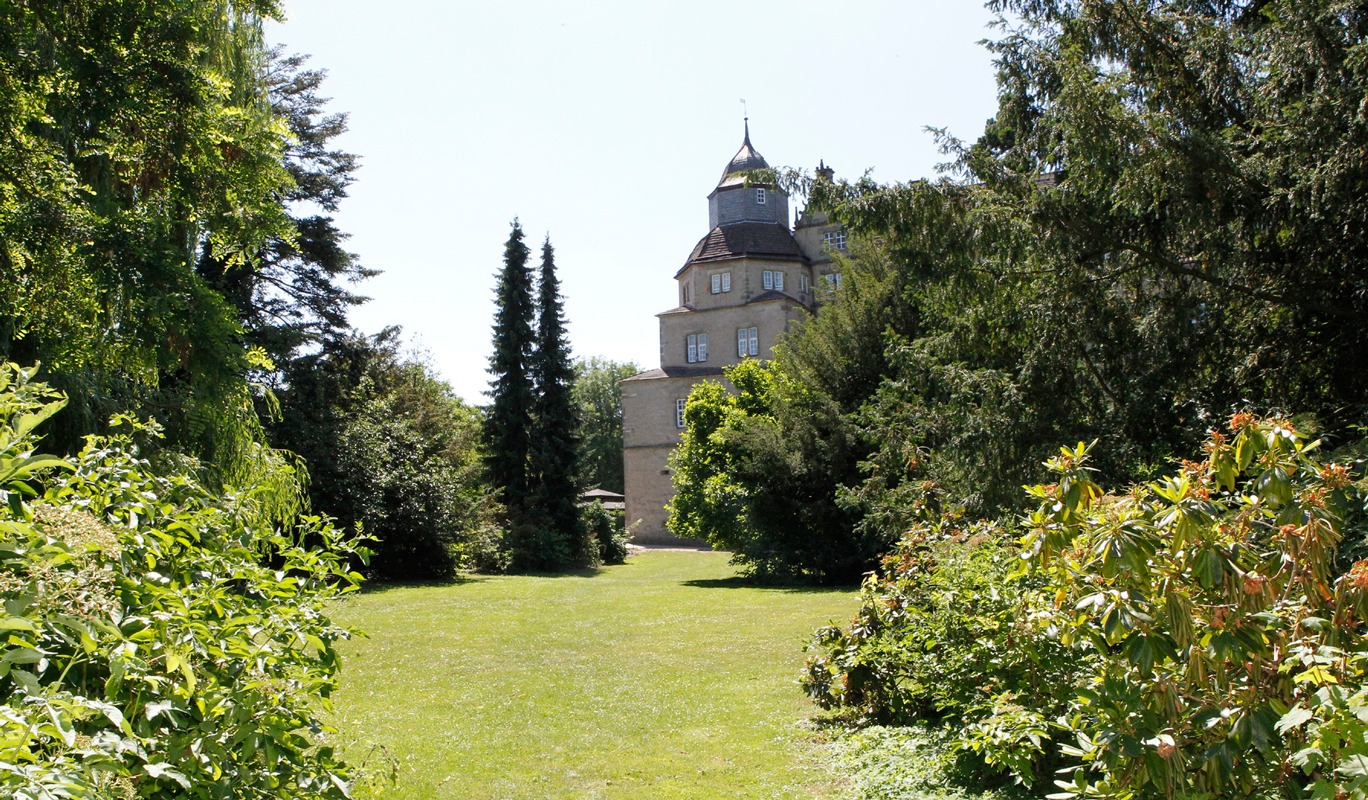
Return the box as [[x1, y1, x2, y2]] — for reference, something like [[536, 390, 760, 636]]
[[799, 274, 810, 293], [710, 272, 732, 294], [763, 270, 785, 291], [823, 230, 848, 250], [676, 399, 687, 429], [824, 272, 844, 289], [687, 332, 707, 363], [737, 326, 759, 358], [756, 188, 767, 205]]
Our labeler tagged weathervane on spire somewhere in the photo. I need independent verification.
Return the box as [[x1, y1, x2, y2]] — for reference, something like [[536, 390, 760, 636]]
[[740, 98, 750, 142]]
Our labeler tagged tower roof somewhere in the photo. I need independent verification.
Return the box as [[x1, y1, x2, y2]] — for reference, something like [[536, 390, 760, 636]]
[[717, 120, 769, 187], [676, 221, 806, 276]]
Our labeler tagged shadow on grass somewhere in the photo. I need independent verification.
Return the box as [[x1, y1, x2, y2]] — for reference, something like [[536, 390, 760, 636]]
[[355, 577, 483, 596], [682, 576, 854, 594], [356, 567, 607, 594]]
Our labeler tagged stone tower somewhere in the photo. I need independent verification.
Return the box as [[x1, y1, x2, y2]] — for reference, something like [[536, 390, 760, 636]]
[[620, 124, 846, 544]]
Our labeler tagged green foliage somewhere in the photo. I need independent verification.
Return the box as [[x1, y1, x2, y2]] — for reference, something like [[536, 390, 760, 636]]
[[209, 48, 373, 370], [582, 500, 631, 566], [1021, 417, 1364, 798], [808, 415, 1368, 798], [571, 357, 638, 495], [791, 0, 1368, 531], [276, 333, 498, 581], [667, 358, 885, 583], [0, 0, 301, 484], [803, 516, 1081, 787], [483, 227, 592, 573], [0, 365, 363, 797], [523, 237, 587, 571], [825, 724, 1036, 800], [483, 220, 537, 512]]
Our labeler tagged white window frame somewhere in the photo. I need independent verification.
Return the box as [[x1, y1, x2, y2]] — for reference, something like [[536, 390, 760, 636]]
[[721, 272, 731, 292], [824, 272, 843, 289], [762, 270, 773, 290], [686, 332, 707, 363], [799, 274, 809, 293], [737, 326, 759, 358], [773, 271, 784, 291], [710, 273, 721, 294], [756, 188, 766, 205], [823, 230, 848, 250], [676, 398, 687, 428]]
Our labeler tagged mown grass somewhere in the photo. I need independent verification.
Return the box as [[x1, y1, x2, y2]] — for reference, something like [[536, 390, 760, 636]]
[[330, 548, 859, 799]]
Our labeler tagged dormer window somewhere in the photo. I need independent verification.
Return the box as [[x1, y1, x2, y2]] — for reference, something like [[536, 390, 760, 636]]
[[823, 230, 848, 250], [756, 188, 767, 205]]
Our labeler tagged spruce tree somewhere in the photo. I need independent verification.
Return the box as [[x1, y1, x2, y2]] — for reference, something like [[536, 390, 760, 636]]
[[528, 236, 587, 568], [484, 220, 536, 518]]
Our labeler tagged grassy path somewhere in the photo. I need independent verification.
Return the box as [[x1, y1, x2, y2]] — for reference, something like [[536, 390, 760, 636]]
[[330, 549, 858, 799]]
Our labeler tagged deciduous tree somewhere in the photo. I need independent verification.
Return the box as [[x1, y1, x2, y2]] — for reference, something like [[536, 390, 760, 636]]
[[572, 357, 638, 495]]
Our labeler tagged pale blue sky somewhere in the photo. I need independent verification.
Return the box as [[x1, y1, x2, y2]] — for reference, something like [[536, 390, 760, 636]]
[[268, 1, 1003, 402]]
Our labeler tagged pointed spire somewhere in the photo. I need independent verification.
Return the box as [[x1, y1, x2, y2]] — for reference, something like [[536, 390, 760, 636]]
[[720, 114, 768, 184]]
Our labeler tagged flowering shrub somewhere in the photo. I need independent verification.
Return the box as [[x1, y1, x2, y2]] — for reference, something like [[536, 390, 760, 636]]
[[0, 365, 364, 798], [1027, 417, 1365, 798], [807, 414, 1367, 798]]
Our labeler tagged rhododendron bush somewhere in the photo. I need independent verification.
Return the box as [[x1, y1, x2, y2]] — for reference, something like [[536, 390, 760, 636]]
[[806, 414, 1368, 798]]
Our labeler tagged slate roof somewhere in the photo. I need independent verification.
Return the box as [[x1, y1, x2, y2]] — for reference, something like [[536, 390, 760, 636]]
[[721, 123, 768, 176], [715, 122, 771, 189], [746, 289, 795, 304], [622, 365, 726, 382], [680, 222, 805, 272]]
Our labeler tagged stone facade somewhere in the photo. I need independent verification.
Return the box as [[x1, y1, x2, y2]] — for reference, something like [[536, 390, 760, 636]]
[[621, 127, 846, 545]]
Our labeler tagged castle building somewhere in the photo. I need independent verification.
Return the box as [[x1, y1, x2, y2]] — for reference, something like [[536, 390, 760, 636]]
[[621, 124, 846, 544]]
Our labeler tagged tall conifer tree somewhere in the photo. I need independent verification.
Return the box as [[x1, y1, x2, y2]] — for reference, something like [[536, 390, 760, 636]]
[[529, 236, 585, 566], [484, 220, 536, 515]]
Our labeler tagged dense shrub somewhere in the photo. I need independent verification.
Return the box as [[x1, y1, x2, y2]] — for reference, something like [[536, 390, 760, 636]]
[[0, 366, 363, 797], [803, 518, 1081, 785], [582, 501, 631, 566], [806, 415, 1368, 798], [667, 361, 884, 583]]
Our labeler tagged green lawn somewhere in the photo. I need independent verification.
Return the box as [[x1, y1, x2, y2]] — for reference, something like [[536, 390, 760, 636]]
[[329, 548, 858, 799]]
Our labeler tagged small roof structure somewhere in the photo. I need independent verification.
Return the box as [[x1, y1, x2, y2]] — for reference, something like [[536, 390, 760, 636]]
[[718, 120, 770, 187], [582, 488, 626, 511]]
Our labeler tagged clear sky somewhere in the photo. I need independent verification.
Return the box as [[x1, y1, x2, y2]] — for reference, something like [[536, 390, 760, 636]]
[[267, 1, 1004, 403]]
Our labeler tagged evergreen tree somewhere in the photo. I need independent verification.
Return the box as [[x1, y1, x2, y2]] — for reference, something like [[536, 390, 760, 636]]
[[528, 236, 586, 568], [483, 221, 536, 517], [201, 49, 374, 371]]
